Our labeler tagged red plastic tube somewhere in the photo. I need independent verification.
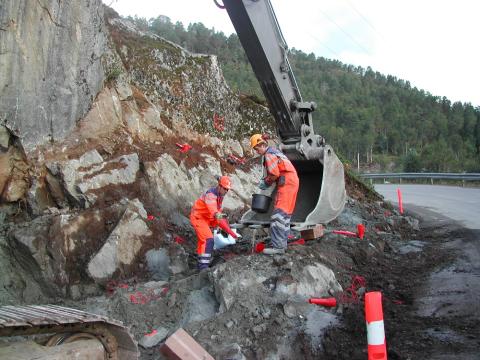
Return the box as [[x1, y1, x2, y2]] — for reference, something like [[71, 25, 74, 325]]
[[333, 230, 357, 237], [308, 297, 337, 307]]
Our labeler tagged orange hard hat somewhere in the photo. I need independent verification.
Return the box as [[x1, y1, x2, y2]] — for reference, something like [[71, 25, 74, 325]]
[[250, 134, 266, 148], [218, 176, 232, 190]]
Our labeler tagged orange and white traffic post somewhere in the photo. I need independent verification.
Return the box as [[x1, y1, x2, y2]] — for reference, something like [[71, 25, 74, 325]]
[[365, 291, 387, 360]]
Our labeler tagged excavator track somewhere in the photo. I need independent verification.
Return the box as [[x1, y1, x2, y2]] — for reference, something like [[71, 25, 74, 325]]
[[0, 305, 138, 359]]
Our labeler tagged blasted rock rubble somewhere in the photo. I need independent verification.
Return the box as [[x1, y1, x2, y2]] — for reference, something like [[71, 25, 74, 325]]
[[63, 192, 422, 359]]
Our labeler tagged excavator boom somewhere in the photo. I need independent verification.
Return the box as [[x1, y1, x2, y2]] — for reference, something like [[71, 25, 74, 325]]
[[221, 0, 346, 226], [222, 0, 302, 140]]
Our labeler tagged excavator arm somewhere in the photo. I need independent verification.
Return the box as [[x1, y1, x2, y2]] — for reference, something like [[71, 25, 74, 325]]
[[222, 0, 321, 153], [221, 0, 346, 226]]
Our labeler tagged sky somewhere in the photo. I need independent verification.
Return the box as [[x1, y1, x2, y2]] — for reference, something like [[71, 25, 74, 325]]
[[105, 0, 480, 107]]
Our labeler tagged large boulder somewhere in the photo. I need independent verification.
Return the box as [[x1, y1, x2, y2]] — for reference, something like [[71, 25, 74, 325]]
[[9, 214, 66, 296], [145, 243, 189, 281], [8, 202, 132, 296], [87, 199, 152, 283], [275, 264, 343, 298], [211, 256, 342, 313]]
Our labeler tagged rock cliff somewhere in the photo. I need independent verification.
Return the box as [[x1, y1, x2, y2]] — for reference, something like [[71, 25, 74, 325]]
[[0, 1, 274, 302], [0, 0, 106, 150]]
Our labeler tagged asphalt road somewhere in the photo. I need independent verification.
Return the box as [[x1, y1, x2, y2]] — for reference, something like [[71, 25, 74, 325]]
[[375, 184, 480, 359], [375, 184, 480, 229]]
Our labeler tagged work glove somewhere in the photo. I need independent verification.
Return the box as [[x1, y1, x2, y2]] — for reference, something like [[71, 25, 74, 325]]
[[214, 212, 227, 220], [258, 179, 270, 190]]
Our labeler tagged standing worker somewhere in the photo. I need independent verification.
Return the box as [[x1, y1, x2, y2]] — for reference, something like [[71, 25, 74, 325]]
[[250, 134, 299, 255], [190, 176, 234, 270]]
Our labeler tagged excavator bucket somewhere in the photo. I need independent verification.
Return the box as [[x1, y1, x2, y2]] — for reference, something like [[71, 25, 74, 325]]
[[221, 0, 346, 227], [241, 145, 346, 228]]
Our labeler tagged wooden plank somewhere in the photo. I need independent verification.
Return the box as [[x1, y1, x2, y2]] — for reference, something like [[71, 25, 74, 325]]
[[161, 328, 214, 360], [300, 224, 324, 240]]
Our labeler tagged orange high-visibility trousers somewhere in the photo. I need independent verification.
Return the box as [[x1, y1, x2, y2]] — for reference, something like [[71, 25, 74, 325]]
[[274, 172, 299, 214], [189, 213, 215, 255]]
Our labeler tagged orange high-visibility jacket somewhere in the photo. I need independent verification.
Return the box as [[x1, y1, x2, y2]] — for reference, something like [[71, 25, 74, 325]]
[[191, 187, 224, 226], [263, 147, 296, 183], [263, 147, 299, 214], [190, 187, 224, 254]]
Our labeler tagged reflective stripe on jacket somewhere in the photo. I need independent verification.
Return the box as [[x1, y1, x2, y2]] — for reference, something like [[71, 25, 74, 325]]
[[263, 147, 299, 214], [190, 187, 224, 255], [263, 147, 297, 185], [191, 187, 224, 222]]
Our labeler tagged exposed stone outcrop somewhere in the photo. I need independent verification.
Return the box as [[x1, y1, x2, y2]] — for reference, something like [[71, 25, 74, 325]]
[[7, 201, 140, 296], [9, 214, 63, 297], [0, 126, 30, 202], [46, 149, 103, 206], [0, 1, 276, 304], [0, 211, 47, 305], [144, 153, 258, 214], [74, 86, 124, 140], [105, 13, 274, 140], [47, 151, 140, 207], [0, 0, 107, 150], [87, 199, 151, 283]]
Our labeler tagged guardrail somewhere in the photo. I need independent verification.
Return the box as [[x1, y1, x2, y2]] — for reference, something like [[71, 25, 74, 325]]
[[359, 172, 480, 184]]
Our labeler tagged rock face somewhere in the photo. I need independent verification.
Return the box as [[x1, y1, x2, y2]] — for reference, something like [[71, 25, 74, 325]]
[[0, 0, 106, 150], [0, 211, 47, 305], [144, 153, 258, 214], [47, 151, 140, 207], [7, 201, 147, 296], [0, 1, 276, 304], [9, 214, 64, 297], [105, 14, 274, 140], [87, 199, 152, 283]]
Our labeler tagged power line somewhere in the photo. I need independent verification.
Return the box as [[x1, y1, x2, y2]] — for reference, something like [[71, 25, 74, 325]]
[[317, 7, 371, 55], [309, 34, 342, 58], [343, 0, 384, 40]]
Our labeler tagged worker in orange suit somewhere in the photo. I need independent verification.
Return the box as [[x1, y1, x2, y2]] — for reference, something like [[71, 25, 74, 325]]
[[190, 176, 232, 270], [250, 134, 299, 255]]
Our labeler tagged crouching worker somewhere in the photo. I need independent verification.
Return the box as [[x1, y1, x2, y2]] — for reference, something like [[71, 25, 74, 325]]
[[190, 176, 233, 270], [250, 134, 299, 255]]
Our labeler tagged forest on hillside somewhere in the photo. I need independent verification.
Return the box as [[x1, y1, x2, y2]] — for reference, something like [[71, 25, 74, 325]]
[[127, 14, 480, 173]]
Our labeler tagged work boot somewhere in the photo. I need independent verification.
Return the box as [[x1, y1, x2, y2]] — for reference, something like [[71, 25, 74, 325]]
[[262, 247, 285, 255]]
